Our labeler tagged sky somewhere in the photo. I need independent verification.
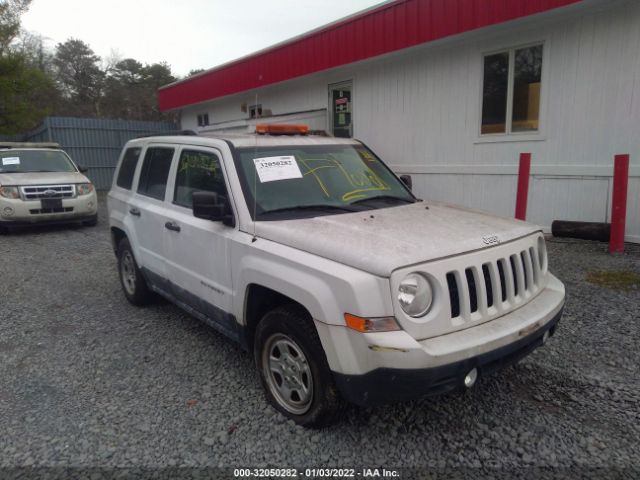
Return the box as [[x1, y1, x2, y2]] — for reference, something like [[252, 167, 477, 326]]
[[21, 0, 384, 77]]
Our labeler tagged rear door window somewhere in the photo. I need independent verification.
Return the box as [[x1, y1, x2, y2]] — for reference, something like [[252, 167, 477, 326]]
[[137, 147, 175, 201], [116, 147, 142, 190]]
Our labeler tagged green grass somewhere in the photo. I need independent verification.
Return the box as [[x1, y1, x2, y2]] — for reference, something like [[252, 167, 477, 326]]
[[586, 270, 640, 291]]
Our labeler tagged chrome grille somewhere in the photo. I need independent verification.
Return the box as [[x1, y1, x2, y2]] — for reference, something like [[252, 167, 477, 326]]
[[446, 246, 543, 321], [20, 185, 76, 200]]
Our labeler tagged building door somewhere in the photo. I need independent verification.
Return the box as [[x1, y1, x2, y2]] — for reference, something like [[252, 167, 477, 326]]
[[329, 81, 352, 137]]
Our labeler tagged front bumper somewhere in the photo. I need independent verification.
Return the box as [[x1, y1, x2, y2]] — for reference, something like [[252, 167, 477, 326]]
[[0, 192, 98, 225], [334, 307, 562, 406], [314, 273, 565, 406]]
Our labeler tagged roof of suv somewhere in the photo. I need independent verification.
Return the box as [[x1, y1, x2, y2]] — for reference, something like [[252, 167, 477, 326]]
[[135, 132, 361, 149]]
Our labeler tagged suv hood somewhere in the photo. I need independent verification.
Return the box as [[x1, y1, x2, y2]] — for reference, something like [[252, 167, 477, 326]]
[[0, 171, 89, 186], [255, 202, 540, 277]]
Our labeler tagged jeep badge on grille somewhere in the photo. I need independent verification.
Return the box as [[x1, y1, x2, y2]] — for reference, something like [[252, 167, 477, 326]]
[[482, 234, 501, 245]]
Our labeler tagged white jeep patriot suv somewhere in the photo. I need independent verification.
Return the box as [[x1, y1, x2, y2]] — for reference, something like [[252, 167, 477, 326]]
[[107, 125, 565, 427], [0, 142, 98, 230]]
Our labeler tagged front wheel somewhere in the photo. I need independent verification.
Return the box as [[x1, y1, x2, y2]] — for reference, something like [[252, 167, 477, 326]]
[[254, 305, 346, 428]]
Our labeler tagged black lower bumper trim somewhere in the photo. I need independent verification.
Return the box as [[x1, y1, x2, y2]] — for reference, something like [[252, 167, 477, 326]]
[[333, 307, 563, 406], [1, 214, 96, 228]]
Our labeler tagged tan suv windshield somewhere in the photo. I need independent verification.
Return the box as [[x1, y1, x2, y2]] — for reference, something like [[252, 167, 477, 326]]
[[0, 150, 76, 174]]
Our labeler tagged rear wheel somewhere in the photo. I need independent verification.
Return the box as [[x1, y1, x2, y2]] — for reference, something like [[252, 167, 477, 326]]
[[254, 305, 347, 428], [117, 238, 154, 306]]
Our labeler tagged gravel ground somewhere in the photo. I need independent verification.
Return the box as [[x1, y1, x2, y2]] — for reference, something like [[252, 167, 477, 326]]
[[0, 194, 639, 479]]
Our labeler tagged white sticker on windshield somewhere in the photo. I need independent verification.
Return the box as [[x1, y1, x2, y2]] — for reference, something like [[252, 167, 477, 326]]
[[2, 157, 20, 166], [253, 156, 303, 183]]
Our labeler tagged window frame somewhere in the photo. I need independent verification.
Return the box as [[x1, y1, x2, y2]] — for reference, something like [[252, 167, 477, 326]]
[[478, 41, 546, 141], [136, 146, 176, 202], [197, 113, 210, 127], [249, 104, 262, 119], [172, 147, 227, 209]]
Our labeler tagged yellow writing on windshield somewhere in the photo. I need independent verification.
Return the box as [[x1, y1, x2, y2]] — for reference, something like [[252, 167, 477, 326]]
[[356, 148, 376, 162], [298, 157, 332, 197], [297, 155, 390, 202]]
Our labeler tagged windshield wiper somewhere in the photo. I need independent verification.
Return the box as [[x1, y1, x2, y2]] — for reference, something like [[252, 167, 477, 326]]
[[350, 195, 415, 206], [259, 204, 362, 216]]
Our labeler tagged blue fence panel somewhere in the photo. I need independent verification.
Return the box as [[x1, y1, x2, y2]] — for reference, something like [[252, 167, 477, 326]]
[[21, 117, 177, 189]]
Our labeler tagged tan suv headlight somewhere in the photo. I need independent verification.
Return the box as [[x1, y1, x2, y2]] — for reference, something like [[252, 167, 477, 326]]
[[398, 273, 433, 318], [77, 183, 94, 195], [0, 186, 19, 199]]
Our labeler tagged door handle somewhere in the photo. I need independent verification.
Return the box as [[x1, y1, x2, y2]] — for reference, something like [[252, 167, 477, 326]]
[[129, 207, 141, 217], [165, 221, 181, 232]]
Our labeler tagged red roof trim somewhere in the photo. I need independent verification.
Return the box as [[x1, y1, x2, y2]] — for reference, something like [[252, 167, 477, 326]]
[[159, 0, 582, 111]]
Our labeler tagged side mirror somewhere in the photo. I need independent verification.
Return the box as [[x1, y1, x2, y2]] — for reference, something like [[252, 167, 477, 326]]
[[400, 174, 412, 191], [192, 191, 235, 227], [78, 165, 89, 173]]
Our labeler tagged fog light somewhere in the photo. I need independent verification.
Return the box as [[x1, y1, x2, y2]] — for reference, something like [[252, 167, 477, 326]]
[[542, 331, 550, 345], [464, 368, 478, 388], [2, 206, 14, 216]]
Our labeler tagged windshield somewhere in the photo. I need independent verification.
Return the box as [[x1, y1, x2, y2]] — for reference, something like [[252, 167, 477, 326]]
[[0, 150, 77, 174], [234, 144, 415, 220]]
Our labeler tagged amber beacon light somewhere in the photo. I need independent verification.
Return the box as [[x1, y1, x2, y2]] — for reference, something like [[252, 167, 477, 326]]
[[255, 124, 309, 135]]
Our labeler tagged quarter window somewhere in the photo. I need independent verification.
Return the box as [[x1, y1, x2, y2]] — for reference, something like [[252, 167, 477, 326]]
[[116, 147, 141, 190], [137, 147, 174, 200], [174, 149, 227, 208], [481, 44, 543, 135]]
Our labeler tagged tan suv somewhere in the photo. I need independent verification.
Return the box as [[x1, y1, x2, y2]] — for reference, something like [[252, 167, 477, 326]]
[[0, 142, 98, 231]]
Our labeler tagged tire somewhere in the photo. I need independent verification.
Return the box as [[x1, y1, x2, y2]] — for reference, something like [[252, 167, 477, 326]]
[[83, 214, 98, 227], [117, 237, 154, 306], [254, 304, 347, 428]]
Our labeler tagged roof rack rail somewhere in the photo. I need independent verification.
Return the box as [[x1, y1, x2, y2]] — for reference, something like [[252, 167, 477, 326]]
[[135, 130, 198, 139], [0, 142, 61, 149]]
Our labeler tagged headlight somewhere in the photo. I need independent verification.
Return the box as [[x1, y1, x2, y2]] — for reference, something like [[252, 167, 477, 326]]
[[398, 273, 433, 317], [0, 186, 19, 199], [77, 183, 94, 195]]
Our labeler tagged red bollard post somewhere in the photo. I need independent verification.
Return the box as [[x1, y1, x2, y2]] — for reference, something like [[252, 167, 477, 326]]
[[609, 154, 630, 253], [515, 153, 531, 221]]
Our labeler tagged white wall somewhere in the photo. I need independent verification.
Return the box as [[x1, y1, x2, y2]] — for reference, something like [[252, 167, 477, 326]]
[[180, 0, 640, 242], [181, 75, 331, 133]]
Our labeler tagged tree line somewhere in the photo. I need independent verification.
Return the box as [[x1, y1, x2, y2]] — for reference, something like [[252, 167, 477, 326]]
[[0, 0, 200, 135]]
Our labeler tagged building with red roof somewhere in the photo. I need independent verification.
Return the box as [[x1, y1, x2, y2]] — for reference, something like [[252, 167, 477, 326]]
[[159, 0, 639, 241]]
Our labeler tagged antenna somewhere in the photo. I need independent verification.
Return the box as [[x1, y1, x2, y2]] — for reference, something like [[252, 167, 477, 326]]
[[251, 92, 258, 243]]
